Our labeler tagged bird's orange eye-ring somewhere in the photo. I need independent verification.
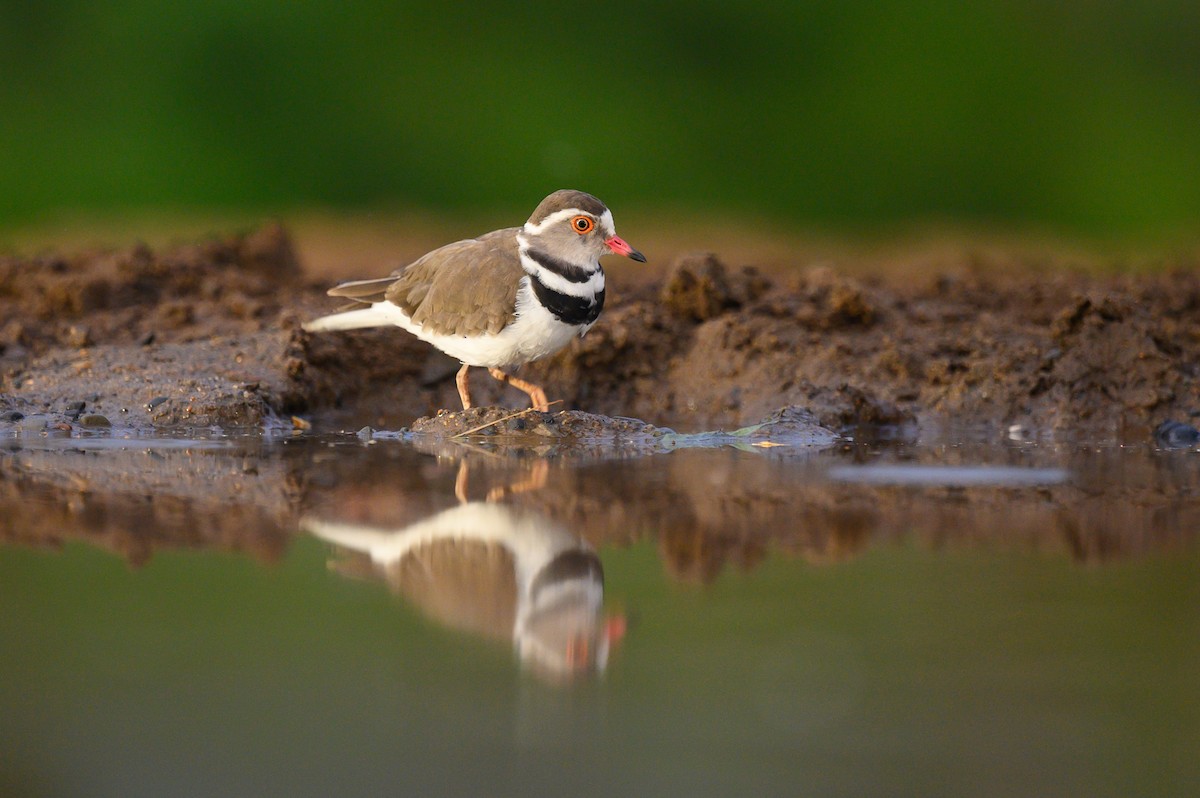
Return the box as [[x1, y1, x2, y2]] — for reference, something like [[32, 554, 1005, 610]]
[[571, 215, 594, 234]]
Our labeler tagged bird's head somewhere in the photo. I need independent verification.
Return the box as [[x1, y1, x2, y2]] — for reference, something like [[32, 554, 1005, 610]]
[[522, 189, 646, 266]]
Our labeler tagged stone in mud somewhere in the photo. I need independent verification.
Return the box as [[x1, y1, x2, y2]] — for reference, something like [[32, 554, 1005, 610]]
[[78, 414, 112, 428], [65, 325, 93, 348], [1154, 420, 1200, 448]]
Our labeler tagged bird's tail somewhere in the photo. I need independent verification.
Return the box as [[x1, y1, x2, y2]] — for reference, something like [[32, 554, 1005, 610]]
[[301, 516, 421, 564], [302, 518, 394, 554], [302, 302, 403, 332]]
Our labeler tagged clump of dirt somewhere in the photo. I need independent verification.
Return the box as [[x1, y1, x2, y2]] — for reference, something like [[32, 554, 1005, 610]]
[[402, 405, 839, 457], [2, 224, 1199, 438], [408, 407, 663, 440], [660, 252, 771, 321]]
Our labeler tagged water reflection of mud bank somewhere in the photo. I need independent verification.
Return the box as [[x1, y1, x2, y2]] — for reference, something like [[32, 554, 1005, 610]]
[[0, 438, 300, 565], [521, 446, 1200, 580], [1, 438, 1197, 578]]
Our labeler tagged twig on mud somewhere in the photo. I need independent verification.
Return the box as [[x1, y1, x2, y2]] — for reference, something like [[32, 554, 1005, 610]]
[[451, 401, 563, 439]]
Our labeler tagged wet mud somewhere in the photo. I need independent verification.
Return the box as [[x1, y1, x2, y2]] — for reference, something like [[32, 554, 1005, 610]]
[[2, 225, 1200, 437], [401, 404, 839, 458]]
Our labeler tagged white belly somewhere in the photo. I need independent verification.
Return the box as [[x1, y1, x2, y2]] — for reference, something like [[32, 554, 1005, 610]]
[[381, 278, 591, 368]]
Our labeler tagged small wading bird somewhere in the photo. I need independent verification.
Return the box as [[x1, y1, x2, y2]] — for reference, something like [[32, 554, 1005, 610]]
[[303, 190, 645, 411]]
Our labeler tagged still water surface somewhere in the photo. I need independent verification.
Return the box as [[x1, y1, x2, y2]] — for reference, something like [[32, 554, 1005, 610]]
[[1, 430, 1197, 797]]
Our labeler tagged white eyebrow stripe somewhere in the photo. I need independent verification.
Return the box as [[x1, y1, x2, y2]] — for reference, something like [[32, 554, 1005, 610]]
[[523, 208, 593, 234]]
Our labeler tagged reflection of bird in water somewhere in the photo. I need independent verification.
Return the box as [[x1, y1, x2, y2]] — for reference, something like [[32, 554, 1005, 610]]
[[303, 490, 624, 679]]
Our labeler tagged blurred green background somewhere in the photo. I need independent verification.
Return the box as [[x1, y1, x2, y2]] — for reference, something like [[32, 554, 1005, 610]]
[[2, 1, 1199, 237]]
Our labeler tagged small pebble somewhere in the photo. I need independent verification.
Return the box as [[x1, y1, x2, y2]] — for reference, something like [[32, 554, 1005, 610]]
[[0, 410, 24, 422], [291, 415, 312, 431], [66, 325, 93, 348], [65, 400, 86, 419], [139, 331, 157, 346], [79, 414, 112, 428], [1154, 420, 1200, 448], [356, 426, 374, 440], [146, 396, 169, 411]]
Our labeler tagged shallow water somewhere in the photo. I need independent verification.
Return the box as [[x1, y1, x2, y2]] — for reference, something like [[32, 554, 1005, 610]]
[[1, 429, 1198, 797]]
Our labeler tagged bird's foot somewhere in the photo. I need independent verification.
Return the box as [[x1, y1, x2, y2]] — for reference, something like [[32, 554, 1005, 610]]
[[486, 368, 552, 412]]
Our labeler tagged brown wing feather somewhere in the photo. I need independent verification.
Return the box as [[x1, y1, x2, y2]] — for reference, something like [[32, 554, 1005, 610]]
[[385, 228, 524, 336]]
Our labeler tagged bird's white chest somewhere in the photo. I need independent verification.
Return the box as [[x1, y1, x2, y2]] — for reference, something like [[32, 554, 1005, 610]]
[[395, 277, 592, 368]]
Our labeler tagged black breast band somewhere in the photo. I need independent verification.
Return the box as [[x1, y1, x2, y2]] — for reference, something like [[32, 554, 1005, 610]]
[[531, 279, 605, 326]]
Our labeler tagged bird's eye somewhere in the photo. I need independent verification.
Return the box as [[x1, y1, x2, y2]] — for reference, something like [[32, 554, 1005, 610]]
[[571, 215, 594, 234]]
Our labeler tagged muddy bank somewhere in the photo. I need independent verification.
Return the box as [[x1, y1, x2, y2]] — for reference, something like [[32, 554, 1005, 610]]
[[0, 225, 317, 429], [3, 225, 1200, 437]]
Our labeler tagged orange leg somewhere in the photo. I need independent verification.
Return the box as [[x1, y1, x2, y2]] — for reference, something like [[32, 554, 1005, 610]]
[[458, 459, 550, 503], [455, 364, 473, 410], [486, 459, 550, 502], [487, 367, 550, 411], [454, 460, 471, 503]]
